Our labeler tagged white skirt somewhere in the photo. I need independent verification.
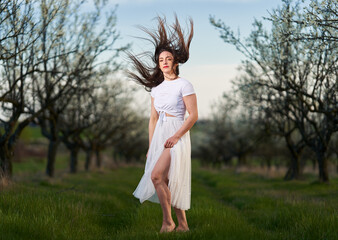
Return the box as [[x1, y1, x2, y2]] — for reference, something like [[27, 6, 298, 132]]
[[133, 113, 191, 210]]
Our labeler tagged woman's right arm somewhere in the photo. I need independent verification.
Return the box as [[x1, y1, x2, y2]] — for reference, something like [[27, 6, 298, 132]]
[[148, 96, 159, 146]]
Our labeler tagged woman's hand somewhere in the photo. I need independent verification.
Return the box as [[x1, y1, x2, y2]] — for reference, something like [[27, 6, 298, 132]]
[[164, 135, 180, 148]]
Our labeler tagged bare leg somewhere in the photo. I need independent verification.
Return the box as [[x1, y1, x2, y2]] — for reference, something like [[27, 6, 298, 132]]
[[174, 207, 189, 232], [151, 148, 175, 233]]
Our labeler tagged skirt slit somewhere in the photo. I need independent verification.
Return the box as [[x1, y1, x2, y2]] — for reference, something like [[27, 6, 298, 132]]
[[133, 116, 191, 210]]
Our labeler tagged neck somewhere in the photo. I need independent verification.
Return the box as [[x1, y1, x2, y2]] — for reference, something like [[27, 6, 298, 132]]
[[164, 73, 178, 81]]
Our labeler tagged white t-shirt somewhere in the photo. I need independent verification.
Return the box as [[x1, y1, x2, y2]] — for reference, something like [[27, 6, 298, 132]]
[[151, 77, 195, 119]]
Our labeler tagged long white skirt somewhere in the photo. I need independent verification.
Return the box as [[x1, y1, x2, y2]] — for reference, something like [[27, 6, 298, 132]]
[[133, 115, 191, 210]]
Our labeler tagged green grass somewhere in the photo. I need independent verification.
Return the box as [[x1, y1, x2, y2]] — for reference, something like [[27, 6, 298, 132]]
[[12, 154, 69, 175], [20, 125, 43, 141], [1, 159, 337, 240], [1, 125, 43, 142]]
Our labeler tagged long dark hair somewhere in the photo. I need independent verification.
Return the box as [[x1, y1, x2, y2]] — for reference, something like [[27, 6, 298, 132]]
[[127, 15, 194, 91]]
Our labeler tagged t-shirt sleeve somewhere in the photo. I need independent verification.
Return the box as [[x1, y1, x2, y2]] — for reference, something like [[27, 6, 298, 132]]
[[182, 81, 195, 97]]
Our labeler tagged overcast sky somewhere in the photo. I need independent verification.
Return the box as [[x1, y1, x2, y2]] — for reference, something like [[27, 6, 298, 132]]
[[101, 0, 282, 119]]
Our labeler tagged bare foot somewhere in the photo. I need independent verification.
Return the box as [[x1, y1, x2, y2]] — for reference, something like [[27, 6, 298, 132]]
[[175, 226, 189, 232], [160, 222, 176, 233]]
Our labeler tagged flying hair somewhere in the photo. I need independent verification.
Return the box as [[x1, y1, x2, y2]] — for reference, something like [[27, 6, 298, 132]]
[[127, 15, 194, 91]]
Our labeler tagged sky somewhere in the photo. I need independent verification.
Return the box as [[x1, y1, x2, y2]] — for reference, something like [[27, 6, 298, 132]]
[[99, 0, 283, 119]]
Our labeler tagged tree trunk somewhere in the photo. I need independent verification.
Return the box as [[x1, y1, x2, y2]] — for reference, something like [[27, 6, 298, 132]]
[[266, 157, 271, 170], [237, 154, 247, 166], [0, 143, 13, 180], [311, 158, 316, 171], [95, 150, 101, 168], [284, 135, 303, 180], [46, 140, 60, 177], [70, 147, 79, 173], [0, 120, 31, 180], [284, 154, 302, 180], [85, 149, 93, 171], [317, 150, 329, 183]]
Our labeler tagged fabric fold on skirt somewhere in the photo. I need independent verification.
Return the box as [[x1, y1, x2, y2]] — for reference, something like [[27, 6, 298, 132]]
[[133, 114, 191, 210]]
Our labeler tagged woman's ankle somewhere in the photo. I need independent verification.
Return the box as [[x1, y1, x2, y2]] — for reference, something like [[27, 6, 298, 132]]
[[160, 221, 176, 233], [175, 225, 189, 232], [162, 218, 175, 226]]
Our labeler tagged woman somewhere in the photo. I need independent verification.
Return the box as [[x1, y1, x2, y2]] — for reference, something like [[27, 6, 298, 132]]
[[129, 16, 197, 233]]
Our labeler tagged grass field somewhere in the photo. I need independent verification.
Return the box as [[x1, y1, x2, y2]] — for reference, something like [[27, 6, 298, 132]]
[[1, 157, 337, 240]]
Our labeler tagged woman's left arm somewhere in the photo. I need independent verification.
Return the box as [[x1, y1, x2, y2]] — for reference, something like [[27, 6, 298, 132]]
[[164, 94, 198, 148]]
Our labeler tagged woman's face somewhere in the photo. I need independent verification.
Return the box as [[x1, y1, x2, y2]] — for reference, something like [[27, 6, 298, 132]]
[[159, 51, 177, 75]]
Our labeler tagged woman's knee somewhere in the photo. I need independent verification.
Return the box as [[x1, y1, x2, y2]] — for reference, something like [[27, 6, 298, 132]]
[[151, 171, 162, 186], [151, 148, 171, 186]]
